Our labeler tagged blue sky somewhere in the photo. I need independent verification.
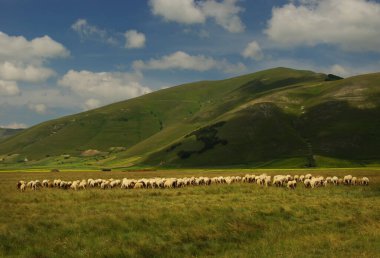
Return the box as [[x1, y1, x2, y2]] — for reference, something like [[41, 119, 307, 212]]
[[0, 0, 379, 128]]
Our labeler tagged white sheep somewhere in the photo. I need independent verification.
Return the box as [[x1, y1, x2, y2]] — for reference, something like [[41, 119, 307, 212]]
[[287, 180, 297, 189], [343, 175, 353, 185], [361, 177, 369, 186], [304, 179, 311, 188]]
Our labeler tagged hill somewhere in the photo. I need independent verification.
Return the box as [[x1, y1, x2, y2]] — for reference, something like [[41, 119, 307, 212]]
[[0, 128, 23, 141], [0, 67, 380, 169]]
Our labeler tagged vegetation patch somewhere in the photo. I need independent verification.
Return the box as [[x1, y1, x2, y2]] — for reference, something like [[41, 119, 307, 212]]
[[178, 122, 228, 159]]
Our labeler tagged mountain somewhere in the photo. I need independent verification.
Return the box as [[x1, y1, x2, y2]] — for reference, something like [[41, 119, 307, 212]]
[[0, 128, 23, 141], [1, 67, 380, 169]]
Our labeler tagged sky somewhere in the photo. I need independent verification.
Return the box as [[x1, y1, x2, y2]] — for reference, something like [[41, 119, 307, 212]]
[[0, 0, 379, 128]]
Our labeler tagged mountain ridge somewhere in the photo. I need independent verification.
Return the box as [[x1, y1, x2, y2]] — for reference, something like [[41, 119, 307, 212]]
[[1, 67, 380, 169]]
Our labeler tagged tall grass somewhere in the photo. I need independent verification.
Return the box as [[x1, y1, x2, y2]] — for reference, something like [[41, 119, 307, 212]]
[[0, 169, 379, 257]]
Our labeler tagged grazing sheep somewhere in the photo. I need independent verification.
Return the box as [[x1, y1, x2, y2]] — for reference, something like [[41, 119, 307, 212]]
[[100, 180, 110, 189], [70, 181, 79, 191], [361, 177, 369, 186], [343, 175, 353, 185], [42, 180, 49, 188], [338, 178, 343, 185], [79, 180, 87, 190], [299, 175, 305, 182], [17, 181, 26, 190], [351, 177, 357, 185], [331, 176, 338, 185], [287, 180, 297, 189], [134, 182, 144, 189], [304, 179, 311, 188], [20, 182, 27, 192], [305, 174, 312, 180]]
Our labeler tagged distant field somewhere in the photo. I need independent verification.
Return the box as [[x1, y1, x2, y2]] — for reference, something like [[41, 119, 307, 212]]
[[1, 168, 379, 257]]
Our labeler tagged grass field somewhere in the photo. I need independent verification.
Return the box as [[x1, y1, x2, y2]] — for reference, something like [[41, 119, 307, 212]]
[[1, 168, 379, 257]]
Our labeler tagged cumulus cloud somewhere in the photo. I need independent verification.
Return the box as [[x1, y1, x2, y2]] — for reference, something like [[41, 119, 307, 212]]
[[0, 122, 28, 129], [71, 19, 117, 45], [200, 0, 245, 33], [242, 41, 263, 60], [28, 103, 47, 114], [149, 0, 205, 24], [265, 0, 380, 52], [124, 30, 146, 49], [133, 51, 246, 74], [84, 98, 102, 110], [0, 32, 69, 63], [0, 80, 20, 96], [0, 62, 55, 83], [58, 70, 152, 103], [0, 31, 69, 85], [149, 0, 245, 33]]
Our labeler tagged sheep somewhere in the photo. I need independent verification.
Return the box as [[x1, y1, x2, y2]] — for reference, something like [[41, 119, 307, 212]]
[[351, 177, 357, 186], [42, 180, 49, 188], [343, 175, 353, 185], [134, 182, 144, 189], [305, 174, 312, 180], [32, 180, 42, 190], [299, 175, 305, 182], [110, 179, 121, 188], [17, 181, 26, 190], [361, 177, 369, 186], [164, 179, 176, 188], [70, 181, 79, 191], [79, 180, 87, 190], [225, 177, 233, 185], [331, 176, 338, 185], [304, 179, 311, 188], [100, 180, 110, 189], [310, 178, 317, 188], [54, 179, 62, 187], [20, 182, 27, 192], [287, 180, 297, 189], [294, 175, 300, 182], [264, 176, 272, 187]]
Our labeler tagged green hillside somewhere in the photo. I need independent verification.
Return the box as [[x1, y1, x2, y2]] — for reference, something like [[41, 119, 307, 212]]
[[0, 128, 23, 141], [1, 67, 380, 169]]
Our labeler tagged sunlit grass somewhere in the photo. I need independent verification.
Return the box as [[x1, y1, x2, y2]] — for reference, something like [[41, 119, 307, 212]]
[[0, 168, 379, 257]]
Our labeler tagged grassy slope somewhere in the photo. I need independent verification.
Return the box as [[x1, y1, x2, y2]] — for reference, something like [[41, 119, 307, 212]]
[[0, 68, 380, 168], [0, 128, 23, 141], [0, 169, 379, 257]]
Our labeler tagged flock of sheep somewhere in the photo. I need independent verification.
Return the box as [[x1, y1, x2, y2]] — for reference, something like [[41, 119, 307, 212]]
[[16, 173, 369, 192]]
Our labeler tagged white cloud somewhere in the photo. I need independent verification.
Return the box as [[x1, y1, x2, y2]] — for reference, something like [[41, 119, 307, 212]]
[[265, 0, 380, 52], [0, 88, 81, 109], [71, 19, 117, 45], [149, 0, 245, 33], [58, 70, 152, 103], [0, 62, 55, 83], [0, 31, 69, 85], [0, 122, 28, 129], [200, 0, 245, 33], [0, 80, 20, 96], [28, 103, 47, 114], [84, 98, 101, 110], [133, 51, 246, 74], [149, 0, 205, 24], [0, 32, 69, 63], [242, 41, 263, 60], [124, 30, 146, 49]]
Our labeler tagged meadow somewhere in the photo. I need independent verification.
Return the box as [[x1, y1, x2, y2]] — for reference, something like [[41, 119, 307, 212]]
[[0, 168, 379, 257]]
